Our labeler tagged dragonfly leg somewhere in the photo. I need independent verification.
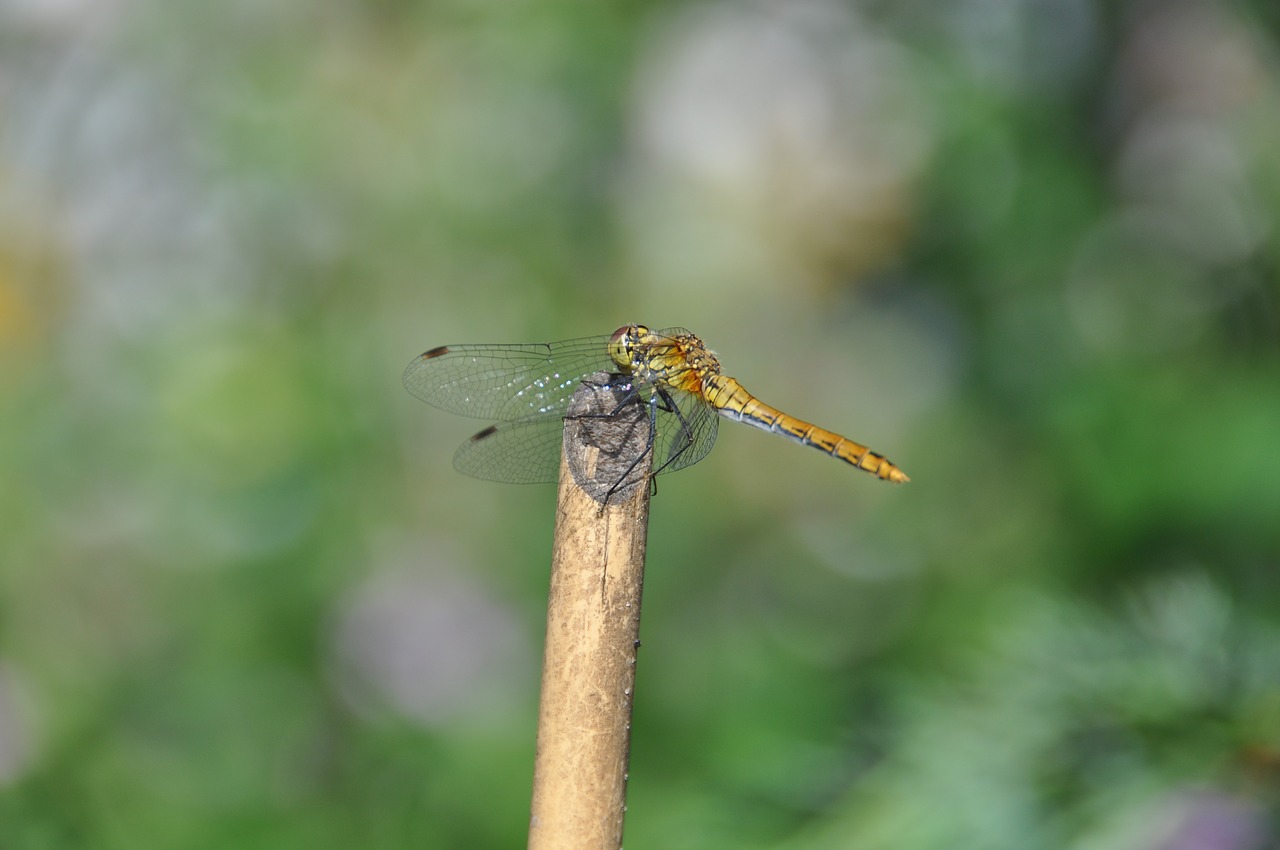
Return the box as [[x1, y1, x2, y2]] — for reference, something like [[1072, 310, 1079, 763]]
[[564, 374, 642, 422], [602, 393, 660, 504], [651, 385, 696, 476], [563, 373, 659, 504]]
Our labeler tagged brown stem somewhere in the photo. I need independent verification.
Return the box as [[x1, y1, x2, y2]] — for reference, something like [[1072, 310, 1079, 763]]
[[528, 375, 654, 850]]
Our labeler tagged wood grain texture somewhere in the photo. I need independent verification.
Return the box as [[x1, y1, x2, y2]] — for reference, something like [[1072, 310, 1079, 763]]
[[528, 378, 653, 850]]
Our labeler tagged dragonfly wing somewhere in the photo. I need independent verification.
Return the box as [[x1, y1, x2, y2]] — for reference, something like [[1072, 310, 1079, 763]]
[[651, 389, 719, 475], [452, 416, 568, 484], [402, 334, 615, 422], [455, 385, 717, 484]]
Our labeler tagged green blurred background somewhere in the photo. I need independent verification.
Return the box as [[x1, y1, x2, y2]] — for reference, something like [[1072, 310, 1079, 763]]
[[2, 1, 1279, 847]]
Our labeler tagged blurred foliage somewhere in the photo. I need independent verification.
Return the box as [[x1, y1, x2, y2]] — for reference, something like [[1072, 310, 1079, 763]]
[[2, 0, 1279, 848]]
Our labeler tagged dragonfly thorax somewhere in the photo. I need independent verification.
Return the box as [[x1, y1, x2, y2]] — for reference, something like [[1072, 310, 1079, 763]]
[[607, 325, 720, 399]]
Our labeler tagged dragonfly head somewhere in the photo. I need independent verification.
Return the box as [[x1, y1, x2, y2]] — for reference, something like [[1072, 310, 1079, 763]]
[[608, 324, 648, 374]]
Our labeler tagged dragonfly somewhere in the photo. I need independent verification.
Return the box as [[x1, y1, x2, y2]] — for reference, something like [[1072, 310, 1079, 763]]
[[402, 324, 909, 488]]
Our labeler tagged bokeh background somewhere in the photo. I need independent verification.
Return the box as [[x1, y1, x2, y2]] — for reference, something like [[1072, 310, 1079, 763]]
[[3, 0, 1279, 847]]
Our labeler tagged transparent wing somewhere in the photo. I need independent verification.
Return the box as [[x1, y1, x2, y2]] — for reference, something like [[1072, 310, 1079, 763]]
[[452, 417, 569, 483], [651, 386, 719, 474], [402, 334, 615, 422], [452, 383, 720, 484]]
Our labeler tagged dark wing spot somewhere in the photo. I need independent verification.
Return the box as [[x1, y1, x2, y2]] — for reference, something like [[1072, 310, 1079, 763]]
[[471, 425, 499, 442], [421, 345, 451, 359]]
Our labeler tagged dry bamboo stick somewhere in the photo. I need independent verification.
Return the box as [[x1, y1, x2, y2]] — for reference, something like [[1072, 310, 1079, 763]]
[[528, 375, 654, 850]]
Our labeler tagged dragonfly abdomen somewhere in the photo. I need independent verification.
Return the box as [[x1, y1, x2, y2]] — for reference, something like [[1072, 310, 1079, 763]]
[[705, 376, 909, 483]]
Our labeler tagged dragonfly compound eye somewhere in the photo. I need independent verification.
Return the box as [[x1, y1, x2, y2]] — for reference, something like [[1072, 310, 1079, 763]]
[[608, 326, 638, 372]]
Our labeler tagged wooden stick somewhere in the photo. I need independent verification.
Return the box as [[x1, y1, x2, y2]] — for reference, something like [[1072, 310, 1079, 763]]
[[528, 375, 654, 850]]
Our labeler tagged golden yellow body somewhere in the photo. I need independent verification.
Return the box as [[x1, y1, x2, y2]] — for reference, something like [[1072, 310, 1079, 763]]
[[608, 325, 909, 484]]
